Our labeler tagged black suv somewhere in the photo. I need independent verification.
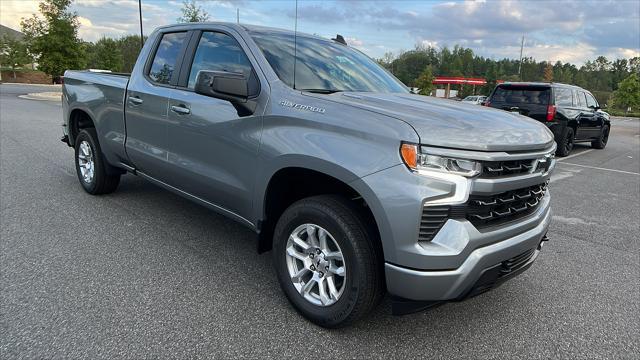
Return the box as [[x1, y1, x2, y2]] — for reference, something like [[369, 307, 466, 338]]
[[485, 82, 611, 156]]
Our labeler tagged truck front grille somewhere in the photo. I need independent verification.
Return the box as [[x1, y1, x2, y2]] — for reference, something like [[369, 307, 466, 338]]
[[418, 182, 548, 241], [481, 159, 536, 177], [463, 182, 548, 228]]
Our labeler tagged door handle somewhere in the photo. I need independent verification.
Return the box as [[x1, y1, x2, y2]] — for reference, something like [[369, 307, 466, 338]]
[[128, 96, 143, 105], [170, 105, 191, 115]]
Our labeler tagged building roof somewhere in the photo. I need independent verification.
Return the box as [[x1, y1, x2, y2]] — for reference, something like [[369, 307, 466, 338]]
[[0, 24, 25, 40]]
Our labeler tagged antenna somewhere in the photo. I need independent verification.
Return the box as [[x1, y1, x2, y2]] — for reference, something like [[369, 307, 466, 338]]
[[293, 0, 298, 90], [332, 34, 347, 45], [237, 8, 239, 24], [138, 0, 144, 49], [518, 34, 524, 81]]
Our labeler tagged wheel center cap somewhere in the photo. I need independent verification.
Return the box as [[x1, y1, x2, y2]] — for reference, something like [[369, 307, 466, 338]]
[[315, 254, 328, 270]]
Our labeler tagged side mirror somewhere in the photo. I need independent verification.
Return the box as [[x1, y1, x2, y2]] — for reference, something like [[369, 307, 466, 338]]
[[195, 70, 249, 103]]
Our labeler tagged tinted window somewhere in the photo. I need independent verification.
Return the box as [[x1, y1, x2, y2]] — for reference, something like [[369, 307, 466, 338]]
[[555, 87, 573, 106], [574, 90, 586, 107], [187, 32, 253, 89], [249, 31, 407, 93], [491, 86, 550, 105], [585, 92, 598, 108], [149, 32, 187, 84]]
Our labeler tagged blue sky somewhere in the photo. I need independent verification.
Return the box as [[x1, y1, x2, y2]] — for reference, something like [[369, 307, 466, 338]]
[[1, 0, 639, 65]]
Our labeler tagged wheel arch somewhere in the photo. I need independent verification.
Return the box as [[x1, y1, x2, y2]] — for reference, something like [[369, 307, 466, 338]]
[[255, 159, 386, 264], [68, 107, 97, 146]]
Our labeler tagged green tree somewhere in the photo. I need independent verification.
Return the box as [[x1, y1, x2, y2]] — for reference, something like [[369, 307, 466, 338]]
[[118, 35, 145, 73], [20, 0, 85, 78], [0, 35, 31, 79], [177, 0, 210, 23], [415, 66, 434, 95], [87, 37, 122, 71], [610, 73, 640, 113], [628, 57, 640, 75]]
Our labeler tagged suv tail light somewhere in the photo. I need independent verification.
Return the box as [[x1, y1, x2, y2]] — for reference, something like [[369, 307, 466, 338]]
[[546, 105, 556, 121]]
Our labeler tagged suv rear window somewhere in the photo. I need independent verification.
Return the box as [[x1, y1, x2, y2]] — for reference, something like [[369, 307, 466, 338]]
[[491, 86, 550, 105]]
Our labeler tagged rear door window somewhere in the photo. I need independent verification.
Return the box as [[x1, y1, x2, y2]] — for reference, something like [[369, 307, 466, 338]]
[[491, 86, 550, 105], [148, 32, 188, 85], [554, 87, 574, 107]]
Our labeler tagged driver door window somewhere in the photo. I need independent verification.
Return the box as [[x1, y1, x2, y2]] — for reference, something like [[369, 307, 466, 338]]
[[585, 93, 598, 109], [187, 32, 254, 89]]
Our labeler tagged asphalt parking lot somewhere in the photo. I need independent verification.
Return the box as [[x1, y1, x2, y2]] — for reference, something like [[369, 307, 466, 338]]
[[1, 83, 638, 358]]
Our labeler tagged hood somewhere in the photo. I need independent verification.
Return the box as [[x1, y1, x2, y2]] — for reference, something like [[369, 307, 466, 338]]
[[321, 92, 555, 152]]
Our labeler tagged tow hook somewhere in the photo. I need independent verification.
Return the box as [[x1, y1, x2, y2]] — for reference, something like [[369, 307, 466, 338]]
[[538, 233, 550, 249]]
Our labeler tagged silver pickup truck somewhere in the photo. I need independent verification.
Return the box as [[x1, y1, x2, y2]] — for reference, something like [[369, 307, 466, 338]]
[[62, 23, 555, 327]]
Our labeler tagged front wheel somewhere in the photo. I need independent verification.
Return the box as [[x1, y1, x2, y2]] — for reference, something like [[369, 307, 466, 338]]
[[591, 125, 610, 149], [272, 195, 383, 328], [74, 129, 120, 195], [556, 127, 575, 157]]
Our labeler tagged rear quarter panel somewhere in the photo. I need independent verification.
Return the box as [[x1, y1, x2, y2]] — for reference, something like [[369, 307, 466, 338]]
[[63, 71, 129, 166]]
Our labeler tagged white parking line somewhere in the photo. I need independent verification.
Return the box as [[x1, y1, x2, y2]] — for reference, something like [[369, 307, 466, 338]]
[[556, 149, 594, 161], [558, 162, 640, 176]]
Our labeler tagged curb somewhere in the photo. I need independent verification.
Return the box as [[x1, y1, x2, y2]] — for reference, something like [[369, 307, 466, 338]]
[[18, 92, 62, 101], [1, 83, 62, 87]]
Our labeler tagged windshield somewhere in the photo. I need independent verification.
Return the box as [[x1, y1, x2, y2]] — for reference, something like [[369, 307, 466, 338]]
[[463, 96, 477, 101], [249, 30, 408, 93]]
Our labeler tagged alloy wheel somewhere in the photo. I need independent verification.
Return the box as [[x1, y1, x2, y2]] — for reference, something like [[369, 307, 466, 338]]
[[285, 224, 346, 306], [78, 140, 95, 184]]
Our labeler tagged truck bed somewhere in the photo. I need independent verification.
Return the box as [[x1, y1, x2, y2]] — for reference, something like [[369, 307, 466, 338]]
[[63, 70, 131, 166]]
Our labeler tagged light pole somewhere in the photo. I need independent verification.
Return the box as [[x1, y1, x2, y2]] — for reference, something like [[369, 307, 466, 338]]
[[138, 0, 144, 49]]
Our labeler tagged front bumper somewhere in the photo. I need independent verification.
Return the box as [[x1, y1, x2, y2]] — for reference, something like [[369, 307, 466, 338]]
[[385, 204, 551, 301]]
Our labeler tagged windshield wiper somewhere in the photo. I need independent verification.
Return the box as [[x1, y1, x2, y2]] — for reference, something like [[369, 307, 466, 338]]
[[299, 88, 344, 94]]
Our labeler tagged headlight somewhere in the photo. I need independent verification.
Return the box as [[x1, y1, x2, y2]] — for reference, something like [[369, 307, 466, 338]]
[[400, 143, 481, 177]]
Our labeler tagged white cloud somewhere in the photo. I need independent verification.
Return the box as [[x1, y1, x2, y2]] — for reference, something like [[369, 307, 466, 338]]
[[486, 42, 598, 65], [0, 0, 39, 32], [345, 37, 364, 47]]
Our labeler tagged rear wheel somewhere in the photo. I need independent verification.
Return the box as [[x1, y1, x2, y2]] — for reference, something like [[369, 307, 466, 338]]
[[74, 129, 120, 194], [272, 195, 383, 328], [591, 125, 610, 149], [556, 127, 574, 157]]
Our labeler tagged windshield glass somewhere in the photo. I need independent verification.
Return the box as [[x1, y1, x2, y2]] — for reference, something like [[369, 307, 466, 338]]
[[249, 30, 408, 93]]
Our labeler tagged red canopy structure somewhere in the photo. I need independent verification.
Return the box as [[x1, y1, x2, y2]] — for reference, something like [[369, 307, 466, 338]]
[[432, 76, 487, 98], [432, 76, 487, 85]]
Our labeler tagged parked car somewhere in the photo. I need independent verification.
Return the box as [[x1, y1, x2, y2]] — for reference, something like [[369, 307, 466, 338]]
[[61, 23, 555, 327], [461, 95, 486, 105], [485, 82, 610, 156]]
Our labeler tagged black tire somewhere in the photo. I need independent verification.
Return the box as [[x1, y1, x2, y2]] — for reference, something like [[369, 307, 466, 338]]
[[591, 125, 610, 149], [272, 195, 384, 328], [74, 129, 120, 195], [556, 127, 575, 157]]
